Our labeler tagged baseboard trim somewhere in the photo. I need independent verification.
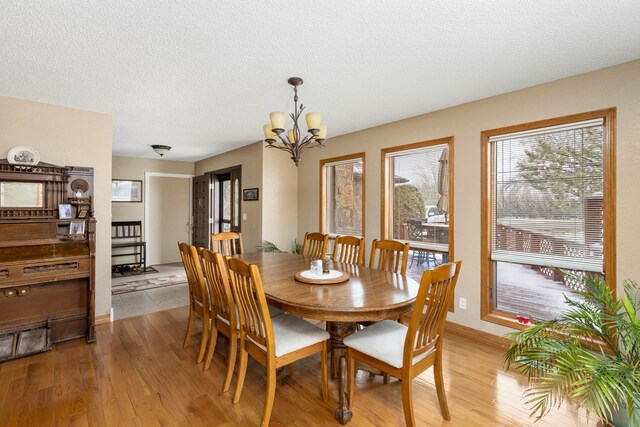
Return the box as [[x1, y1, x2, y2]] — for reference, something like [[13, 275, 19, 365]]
[[95, 313, 111, 325], [444, 321, 507, 350]]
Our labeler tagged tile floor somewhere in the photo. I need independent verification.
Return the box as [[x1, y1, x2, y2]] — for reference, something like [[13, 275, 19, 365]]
[[111, 262, 189, 321]]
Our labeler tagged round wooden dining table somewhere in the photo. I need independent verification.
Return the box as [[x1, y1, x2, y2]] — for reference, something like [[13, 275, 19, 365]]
[[232, 252, 420, 424]]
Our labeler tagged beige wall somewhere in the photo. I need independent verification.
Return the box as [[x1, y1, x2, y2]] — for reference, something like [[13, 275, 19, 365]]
[[0, 96, 113, 318], [195, 142, 264, 253], [112, 156, 194, 236], [148, 176, 190, 264], [262, 146, 299, 252], [297, 59, 640, 337]]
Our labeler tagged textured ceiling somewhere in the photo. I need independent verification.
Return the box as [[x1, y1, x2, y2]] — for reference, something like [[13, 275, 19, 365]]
[[1, 1, 639, 161]]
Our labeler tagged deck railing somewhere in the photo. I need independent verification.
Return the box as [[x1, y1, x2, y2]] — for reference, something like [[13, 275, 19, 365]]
[[494, 223, 601, 292]]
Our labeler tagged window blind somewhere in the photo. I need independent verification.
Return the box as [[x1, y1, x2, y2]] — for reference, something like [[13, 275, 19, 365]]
[[385, 145, 445, 158], [490, 118, 604, 273]]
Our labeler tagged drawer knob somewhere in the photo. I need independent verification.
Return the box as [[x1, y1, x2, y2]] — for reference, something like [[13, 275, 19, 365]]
[[17, 288, 30, 296], [4, 290, 16, 297]]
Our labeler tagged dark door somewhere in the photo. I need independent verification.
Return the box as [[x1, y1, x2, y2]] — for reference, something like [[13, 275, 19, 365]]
[[192, 174, 211, 248], [211, 166, 242, 234]]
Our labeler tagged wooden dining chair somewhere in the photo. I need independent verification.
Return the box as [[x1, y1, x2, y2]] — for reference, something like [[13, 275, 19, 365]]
[[344, 261, 462, 426], [332, 235, 365, 265], [369, 239, 410, 276], [301, 232, 329, 258], [226, 257, 329, 427], [177, 242, 210, 364], [211, 231, 244, 256], [199, 249, 238, 392]]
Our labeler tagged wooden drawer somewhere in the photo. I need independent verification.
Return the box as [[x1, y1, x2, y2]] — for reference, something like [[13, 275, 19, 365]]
[[0, 279, 88, 339], [0, 257, 90, 288]]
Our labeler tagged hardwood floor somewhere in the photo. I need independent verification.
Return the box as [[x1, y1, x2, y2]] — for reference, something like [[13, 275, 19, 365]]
[[0, 307, 596, 426]]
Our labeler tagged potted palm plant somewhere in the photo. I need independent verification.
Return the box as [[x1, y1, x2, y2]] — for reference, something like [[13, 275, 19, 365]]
[[503, 274, 640, 426]]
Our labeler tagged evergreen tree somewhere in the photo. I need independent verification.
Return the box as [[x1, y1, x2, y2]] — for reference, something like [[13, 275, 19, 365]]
[[393, 185, 425, 236], [515, 127, 602, 216]]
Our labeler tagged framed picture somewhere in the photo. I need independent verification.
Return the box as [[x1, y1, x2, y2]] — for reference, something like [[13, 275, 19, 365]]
[[58, 204, 72, 219], [69, 220, 85, 235], [112, 179, 142, 202], [243, 188, 259, 201], [77, 208, 89, 219], [7, 146, 40, 166]]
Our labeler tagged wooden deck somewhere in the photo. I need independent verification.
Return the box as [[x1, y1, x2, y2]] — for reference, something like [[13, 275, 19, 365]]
[[406, 254, 574, 321], [0, 306, 596, 426]]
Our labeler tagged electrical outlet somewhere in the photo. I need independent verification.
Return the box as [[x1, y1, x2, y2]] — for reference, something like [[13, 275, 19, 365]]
[[459, 297, 467, 310], [242, 213, 247, 220]]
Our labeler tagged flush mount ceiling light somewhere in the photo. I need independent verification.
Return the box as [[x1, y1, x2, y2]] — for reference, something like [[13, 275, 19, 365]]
[[262, 77, 327, 167], [151, 145, 171, 157]]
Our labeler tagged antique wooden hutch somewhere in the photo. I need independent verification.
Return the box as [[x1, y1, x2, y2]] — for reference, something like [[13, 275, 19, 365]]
[[0, 159, 96, 361]]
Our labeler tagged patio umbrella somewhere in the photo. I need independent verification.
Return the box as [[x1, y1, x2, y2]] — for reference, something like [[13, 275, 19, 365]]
[[436, 147, 449, 214]]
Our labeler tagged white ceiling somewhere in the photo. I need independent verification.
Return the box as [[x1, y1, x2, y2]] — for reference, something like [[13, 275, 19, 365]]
[[1, 1, 639, 162]]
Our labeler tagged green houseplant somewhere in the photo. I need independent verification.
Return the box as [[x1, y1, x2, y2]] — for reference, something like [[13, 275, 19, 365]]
[[256, 239, 302, 254], [503, 274, 640, 426]]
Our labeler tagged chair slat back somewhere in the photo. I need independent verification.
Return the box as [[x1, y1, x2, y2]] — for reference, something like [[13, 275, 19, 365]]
[[227, 258, 273, 352], [178, 242, 207, 306], [200, 249, 235, 326], [211, 232, 244, 256], [301, 232, 329, 258], [405, 261, 461, 361], [332, 235, 365, 265], [369, 239, 410, 275]]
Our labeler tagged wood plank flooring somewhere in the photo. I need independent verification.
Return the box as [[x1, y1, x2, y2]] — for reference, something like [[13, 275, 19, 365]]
[[0, 307, 597, 426]]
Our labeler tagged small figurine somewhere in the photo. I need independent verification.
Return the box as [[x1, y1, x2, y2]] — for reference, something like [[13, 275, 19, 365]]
[[322, 256, 330, 274]]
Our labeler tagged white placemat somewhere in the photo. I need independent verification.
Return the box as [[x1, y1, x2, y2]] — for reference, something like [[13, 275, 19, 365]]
[[298, 269, 344, 280]]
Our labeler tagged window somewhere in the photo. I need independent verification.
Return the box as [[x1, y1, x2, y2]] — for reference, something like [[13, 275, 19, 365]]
[[481, 109, 616, 327], [320, 153, 365, 237], [382, 138, 454, 283]]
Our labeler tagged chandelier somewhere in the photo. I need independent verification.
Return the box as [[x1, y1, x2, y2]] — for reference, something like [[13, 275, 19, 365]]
[[262, 77, 327, 167]]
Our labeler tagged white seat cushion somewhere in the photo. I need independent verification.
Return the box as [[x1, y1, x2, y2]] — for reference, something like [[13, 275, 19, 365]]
[[271, 314, 329, 357], [343, 320, 432, 369]]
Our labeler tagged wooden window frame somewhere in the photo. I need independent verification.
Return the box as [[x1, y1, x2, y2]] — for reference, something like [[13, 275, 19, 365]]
[[480, 108, 616, 329], [380, 137, 455, 263], [319, 152, 366, 237]]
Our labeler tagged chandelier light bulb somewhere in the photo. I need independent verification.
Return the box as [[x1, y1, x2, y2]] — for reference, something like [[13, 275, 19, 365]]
[[262, 77, 328, 166]]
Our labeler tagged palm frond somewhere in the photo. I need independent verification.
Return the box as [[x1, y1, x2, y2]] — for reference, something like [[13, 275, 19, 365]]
[[256, 240, 286, 253], [503, 273, 640, 424]]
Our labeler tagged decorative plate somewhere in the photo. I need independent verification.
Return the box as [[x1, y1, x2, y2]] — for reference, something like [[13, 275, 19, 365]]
[[71, 178, 90, 194], [7, 146, 40, 166], [294, 269, 350, 285]]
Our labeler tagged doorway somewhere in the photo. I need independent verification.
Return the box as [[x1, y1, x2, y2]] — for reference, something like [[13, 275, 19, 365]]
[[144, 172, 193, 265], [191, 166, 241, 248]]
